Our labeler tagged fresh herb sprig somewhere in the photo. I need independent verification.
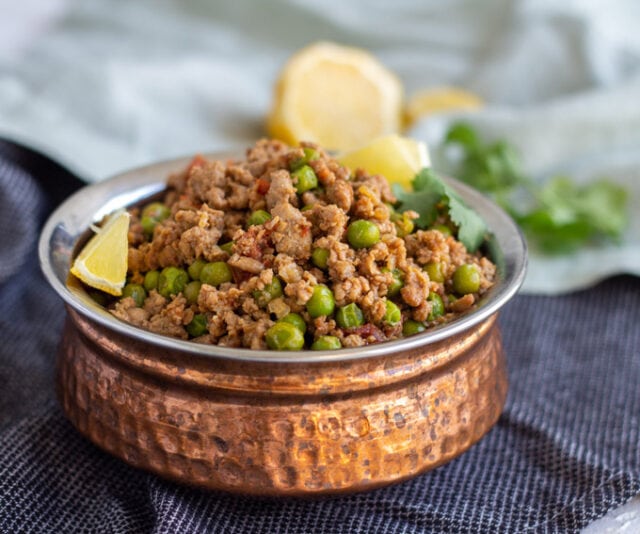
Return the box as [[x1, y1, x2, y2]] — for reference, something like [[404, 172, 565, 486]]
[[442, 123, 628, 254], [392, 169, 488, 252]]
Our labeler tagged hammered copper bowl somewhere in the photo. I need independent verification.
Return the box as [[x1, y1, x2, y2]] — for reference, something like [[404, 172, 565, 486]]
[[39, 153, 527, 497]]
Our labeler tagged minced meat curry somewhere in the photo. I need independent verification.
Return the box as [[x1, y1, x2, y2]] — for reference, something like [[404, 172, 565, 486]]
[[107, 139, 496, 350]]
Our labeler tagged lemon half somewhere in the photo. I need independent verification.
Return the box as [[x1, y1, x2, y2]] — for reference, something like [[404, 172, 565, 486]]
[[268, 42, 403, 152]]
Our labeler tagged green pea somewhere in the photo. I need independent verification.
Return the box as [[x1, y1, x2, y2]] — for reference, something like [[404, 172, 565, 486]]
[[158, 267, 189, 298], [141, 202, 171, 236], [184, 281, 202, 304], [383, 300, 402, 325], [253, 277, 284, 308], [311, 335, 342, 350], [311, 247, 330, 269], [336, 302, 364, 328], [306, 284, 335, 318], [186, 314, 208, 337], [382, 268, 404, 297], [280, 312, 307, 334], [142, 202, 171, 222], [427, 292, 445, 321], [290, 147, 320, 171], [347, 220, 380, 249], [247, 209, 272, 227], [219, 241, 234, 254], [188, 258, 207, 281], [452, 264, 481, 295], [403, 320, 426, 336], [424, 262, 445, 284], [291, 165, 318, 194], [200, 262, 233, 287], [431, 224, 453, 237], [122, 283, 147, 307], [141, 216, 158, 236], [143, 270, 160, 292], [265, 322, 305, 350]]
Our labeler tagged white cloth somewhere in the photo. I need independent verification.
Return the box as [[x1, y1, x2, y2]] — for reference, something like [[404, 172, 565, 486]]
[[1, 0, 639, 295]]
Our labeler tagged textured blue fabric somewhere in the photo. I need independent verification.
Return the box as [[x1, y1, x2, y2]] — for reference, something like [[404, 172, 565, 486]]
[[0, 142, 638, 533]]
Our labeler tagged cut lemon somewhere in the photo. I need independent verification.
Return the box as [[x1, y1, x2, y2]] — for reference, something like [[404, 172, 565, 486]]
[[267, 41, 403, 152], [405, 87, 483, 128], [337, 134, 430, 190], [70, 210, 130, 296]]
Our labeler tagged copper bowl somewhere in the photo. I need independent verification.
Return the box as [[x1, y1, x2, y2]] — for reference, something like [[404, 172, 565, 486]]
[[39, 153, 527, 497]]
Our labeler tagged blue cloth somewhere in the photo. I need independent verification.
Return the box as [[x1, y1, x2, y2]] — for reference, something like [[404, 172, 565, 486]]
[[0, 142, 638, 533]]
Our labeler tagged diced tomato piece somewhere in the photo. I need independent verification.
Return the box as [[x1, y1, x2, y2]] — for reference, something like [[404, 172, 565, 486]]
[[256, 178, 270, 195]]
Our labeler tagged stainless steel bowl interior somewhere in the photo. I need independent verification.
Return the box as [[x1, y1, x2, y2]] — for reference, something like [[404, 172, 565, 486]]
[[39, 152, 527, 363]]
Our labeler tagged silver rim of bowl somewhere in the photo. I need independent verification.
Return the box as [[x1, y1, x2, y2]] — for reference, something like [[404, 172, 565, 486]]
[[39, 152, 528, 363]]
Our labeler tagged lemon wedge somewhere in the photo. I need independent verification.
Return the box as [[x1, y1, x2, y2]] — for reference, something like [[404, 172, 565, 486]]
[[267, 41, 403, 152], [337, 134, 430, 190], [405, 87, 483, 128], [70, 210, 130, 296]]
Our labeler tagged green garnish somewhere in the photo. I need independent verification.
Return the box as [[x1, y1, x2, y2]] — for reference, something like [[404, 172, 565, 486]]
[[442, 122, 628, 254], [517, 177, 628, 254], [393, 168, 488, 252]]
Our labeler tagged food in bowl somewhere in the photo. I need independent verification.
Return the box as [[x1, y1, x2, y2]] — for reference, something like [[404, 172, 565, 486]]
[[73, 139, 496, 350]]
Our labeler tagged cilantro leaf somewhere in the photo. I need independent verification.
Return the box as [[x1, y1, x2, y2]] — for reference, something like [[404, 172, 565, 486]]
[[442, 122, 629, 255], [446, 187, 488, 253], [517, 177, 628, 253], [392, 183, 441, 229], [393, 168, 488, 252]]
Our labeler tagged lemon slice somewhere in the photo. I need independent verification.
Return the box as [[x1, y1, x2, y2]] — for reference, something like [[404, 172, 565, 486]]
[[405, 87, 483, 128], [70, 210, 130, 296], [267, 41, 403, 152], [337, 134, 430, 190]]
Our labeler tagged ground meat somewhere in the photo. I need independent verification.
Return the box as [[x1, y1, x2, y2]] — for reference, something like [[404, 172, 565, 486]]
[[175, 205, 225, 263], [325, 240, 357, 282], [284, 271, 318, 306], [309, 158, 336, 187], [401, 267, 431, 307], [450, 293, 475, 313], [187, 160, 226, 202], [352, 170, 396, 204], [266, 170, 296, 209], [347, 323, 386, 344], [326, 180, 354, 212], [112, 297, 150, 326], [274, 254, 304, 284], [269, 202, 312, 260], [146, 296, 190, 340], [103, 138, 497, 350], [228, 255, 264, 274], [352, 185, 387, 220], [128, 246, 147, 273], [144, 290, 167, 315], [233, 224, 271, 260], [128, 213, 145, 247], [309, 204, 348, 240]]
